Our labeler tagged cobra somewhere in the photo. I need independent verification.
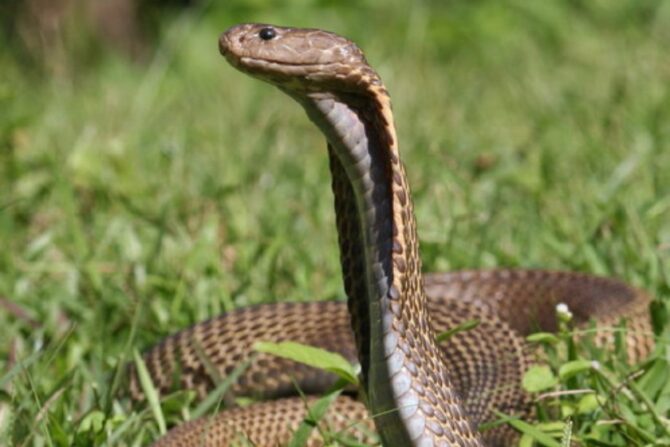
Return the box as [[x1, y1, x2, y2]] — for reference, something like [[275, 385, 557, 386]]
[[132, 24, 654, 446]]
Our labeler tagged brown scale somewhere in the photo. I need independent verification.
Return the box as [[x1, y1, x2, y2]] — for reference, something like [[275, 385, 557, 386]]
[[134, 23, 656, 447]]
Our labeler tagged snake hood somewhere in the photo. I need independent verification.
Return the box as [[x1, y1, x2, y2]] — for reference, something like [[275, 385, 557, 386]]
[[219, 23, 382, 94]]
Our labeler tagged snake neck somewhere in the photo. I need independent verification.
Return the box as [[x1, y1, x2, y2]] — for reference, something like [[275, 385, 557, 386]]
[[291, 84, 482, 446]]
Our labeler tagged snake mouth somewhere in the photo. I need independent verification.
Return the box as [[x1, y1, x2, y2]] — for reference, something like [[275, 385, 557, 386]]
[[222, 54, 347, 91], [220, 47, 340, 75], [238, 57, 339, 73]]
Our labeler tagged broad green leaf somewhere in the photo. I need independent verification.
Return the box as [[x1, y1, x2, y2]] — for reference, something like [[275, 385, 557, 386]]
[[577, 393, 599, 413], [526, 332, 560, 344], [558, 360, 593, 380], [522, 365, 558, 393], [560, 402, 574, 418], [78, 410, 105, 433], [519, 433, 534, 447], [637, 358, 669, 398], [255, 341, 359, 386], [494, 412, 562, 447], [536, 422, 567, 433]]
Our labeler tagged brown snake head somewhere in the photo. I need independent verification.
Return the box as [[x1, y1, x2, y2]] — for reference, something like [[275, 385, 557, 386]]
[[219, 24, 381, 93]]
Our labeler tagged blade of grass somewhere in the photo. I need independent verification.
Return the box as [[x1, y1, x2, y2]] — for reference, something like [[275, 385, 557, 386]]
[[132, 349, 166, 435], [191, 357, 253, 420]]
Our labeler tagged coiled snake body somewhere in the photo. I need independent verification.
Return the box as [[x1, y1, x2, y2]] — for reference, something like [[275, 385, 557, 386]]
[[134, 24, 654, 446]]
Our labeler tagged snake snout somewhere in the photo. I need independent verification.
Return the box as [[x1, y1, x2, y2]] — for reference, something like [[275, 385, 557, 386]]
[[218, 31, 231, 57], [219, 24, 247, 58]]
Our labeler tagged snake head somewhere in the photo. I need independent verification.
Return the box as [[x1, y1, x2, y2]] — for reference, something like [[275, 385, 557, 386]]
[[219, 23, 381, 94]]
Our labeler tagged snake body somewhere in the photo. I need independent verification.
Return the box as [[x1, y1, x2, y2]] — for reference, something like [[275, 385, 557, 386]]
[[135, 24, 654, 446]]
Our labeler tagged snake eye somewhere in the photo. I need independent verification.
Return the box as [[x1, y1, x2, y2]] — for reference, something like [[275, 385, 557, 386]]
[[259, 27, 277, 41]]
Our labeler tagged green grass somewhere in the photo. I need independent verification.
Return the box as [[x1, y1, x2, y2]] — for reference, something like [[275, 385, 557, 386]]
[[1, 0, 669, 445]]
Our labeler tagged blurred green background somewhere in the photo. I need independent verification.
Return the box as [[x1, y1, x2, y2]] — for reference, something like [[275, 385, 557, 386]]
[[1, 0, 669, 445]]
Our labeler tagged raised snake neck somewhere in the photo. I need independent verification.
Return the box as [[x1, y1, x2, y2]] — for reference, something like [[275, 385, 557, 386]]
[[221, 24, 481, 445], [137, 24, 655, 447]]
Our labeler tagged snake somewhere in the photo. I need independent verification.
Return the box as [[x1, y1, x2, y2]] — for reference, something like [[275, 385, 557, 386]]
[[130, 24, 655, 447]]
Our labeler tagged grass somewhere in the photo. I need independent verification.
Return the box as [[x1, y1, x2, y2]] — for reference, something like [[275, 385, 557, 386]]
[[1, 0, 669, 445]]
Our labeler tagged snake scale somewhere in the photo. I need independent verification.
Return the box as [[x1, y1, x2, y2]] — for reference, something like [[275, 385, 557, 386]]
[[130, 24, 655, 446]]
